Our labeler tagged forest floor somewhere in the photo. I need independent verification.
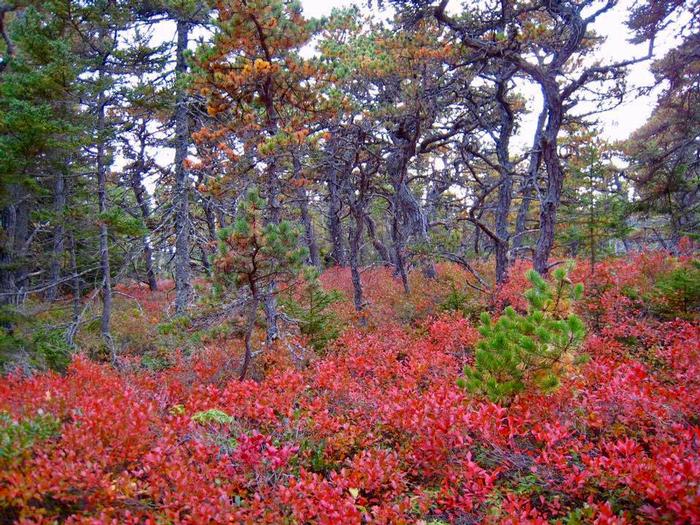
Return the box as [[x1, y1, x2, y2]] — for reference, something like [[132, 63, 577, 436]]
[[1, 250, 699, 524]]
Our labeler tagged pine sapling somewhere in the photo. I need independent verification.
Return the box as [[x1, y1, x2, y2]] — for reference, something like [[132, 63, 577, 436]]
[[281, 267, 343, 353], [213, 189, 307, 379], [458, 265, 586, 404]]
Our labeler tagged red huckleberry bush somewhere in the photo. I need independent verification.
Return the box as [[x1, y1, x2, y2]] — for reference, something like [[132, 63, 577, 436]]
[[0, 251, 698, 524]]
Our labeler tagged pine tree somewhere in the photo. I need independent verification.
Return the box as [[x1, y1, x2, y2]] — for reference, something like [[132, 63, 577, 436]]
[[281, 267, 342, 353], [458, 266, 586, 404], [0, 3, 87, 314], [192, 0, 333, 340], [214, 189, 307, 379], [558, 138, 631, 270]]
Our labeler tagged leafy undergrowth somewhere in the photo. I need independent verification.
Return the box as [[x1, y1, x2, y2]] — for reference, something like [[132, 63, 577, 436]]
[[1, 251, 699, 524]]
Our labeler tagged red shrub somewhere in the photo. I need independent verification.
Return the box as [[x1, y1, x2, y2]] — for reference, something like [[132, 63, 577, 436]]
[[1, 251, 698, 523]]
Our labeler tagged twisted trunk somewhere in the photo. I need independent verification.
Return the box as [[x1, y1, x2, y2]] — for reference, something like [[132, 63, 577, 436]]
[[326, 149, 346, 266], [513, 108, 546, 253], [387, 127, 436, 287], [364, 213, 391, 265], [533, 80, 564, 274]]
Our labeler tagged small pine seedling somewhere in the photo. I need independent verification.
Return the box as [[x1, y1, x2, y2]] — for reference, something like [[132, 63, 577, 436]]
[[458, 265, 586, 404]]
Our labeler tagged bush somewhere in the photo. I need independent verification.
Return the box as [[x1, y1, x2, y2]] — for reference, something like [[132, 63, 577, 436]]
[[650, 261, 700, 320], [282, 267, 343, 353], [0, 411, 60, 465], [439, 283, 471, 316], [0, 310, 71, 373], [31, 328, 72, 372], [191, 409, 234, 425], [458, 266, 586, 404], [438, 281, 484, 320]]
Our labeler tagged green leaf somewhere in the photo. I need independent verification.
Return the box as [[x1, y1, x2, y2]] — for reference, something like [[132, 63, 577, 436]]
[[191, 409, 234, 425]]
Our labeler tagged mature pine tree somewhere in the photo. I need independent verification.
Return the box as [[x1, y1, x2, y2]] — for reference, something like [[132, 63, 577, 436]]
[[624, 26, 699, 247], [0, 2, 87, 325], [192, 0, 332, 339]]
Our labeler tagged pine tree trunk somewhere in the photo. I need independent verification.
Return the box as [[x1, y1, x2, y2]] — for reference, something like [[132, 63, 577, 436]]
[[473, 220, 481, 255], [0, 201, 17, 332], [294, 156, 320, 268], [533, 144, 563, 273], [174, 19, 192, 313], [390, 200, 411, 294], [200, 245, 210, 274], [348, 207, 365, 324], [264, 161, 281, 342], [298, 187, 321, 268], [0, 186, 31, 320], [258, 60, 283, 342], [131, 135, 158, 291], [69, 233, 81, 321], [203, 197, 217, 242], [513, 108, 546, 253], [494, 76, 515, 284], [13, 192, 29, 303], [143, 236, 157, 291], [240, 289, 259, 381], [533, 83, 564, 275], [387, 132, 435, 284], [327, 162, 346, 266], [47, 170, 65, 301], [364, 213, 391, 265], [96, 88, 113, 356]]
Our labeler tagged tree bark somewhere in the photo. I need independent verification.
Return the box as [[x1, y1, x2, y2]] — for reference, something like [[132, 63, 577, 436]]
[[0, 183, 30, 320], [69, 232, 81, 335], [96, 86, 113, 356], [130, 130, 158, 291], [294, 156, 320, 268], [0, 198, 18, 332], [174, 18, 192, 313], [513, 108, 546, 253], [203, 197, 217, 243], [264, 164, 281, 342], [13, 192, 29, 303], [390, 202, 411, 293], [348, 207, 366, 324], [386, 120, 436, 284], [364, 213, 391, 265], [298, 187, 321, 268], [533, 80, 565, 275], [326, 154, 346, 266], [494, 75, 515, 284], [47, 170, 65, 301], [240, 290, 259, 381]]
